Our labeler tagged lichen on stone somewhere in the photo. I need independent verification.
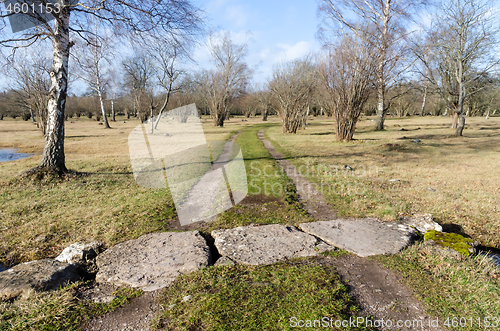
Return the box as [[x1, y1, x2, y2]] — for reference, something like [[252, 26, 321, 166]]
[[424, 230, 475, 257]]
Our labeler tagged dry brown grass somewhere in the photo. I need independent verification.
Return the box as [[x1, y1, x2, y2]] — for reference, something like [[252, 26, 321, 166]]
[[266, 115, 500, 248], [0, 115, 276, 265]]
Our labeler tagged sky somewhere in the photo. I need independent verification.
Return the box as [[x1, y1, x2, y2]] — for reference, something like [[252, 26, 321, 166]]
[[190, 0, 323, 85], [0, 0, 323, 92]]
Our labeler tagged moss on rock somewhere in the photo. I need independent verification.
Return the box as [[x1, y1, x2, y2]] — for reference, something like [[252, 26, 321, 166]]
[[424, 230, 475, 257]]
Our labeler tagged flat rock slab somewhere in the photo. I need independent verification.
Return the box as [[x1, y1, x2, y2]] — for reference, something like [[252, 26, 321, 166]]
[[96, 231, 210, 291], [212, 224, 333, 265], [0, 259, 80, 300], [299, 219, 416, 257]]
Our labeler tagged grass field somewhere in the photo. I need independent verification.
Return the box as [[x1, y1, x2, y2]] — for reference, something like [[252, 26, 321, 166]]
[[1, 114, 499, 330], [266, 115, 500, 249]]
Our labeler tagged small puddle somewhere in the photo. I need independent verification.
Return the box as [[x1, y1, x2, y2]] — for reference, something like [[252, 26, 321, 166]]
[[0, 148, 33, 162], [490, 254, 500, 268], [0, 263, 6, 272], [479, 250, 500, 268]]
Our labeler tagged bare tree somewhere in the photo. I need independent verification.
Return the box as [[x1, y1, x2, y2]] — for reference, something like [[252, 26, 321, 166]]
[[269, 57, 317, 134], [318, 0, 426, 131], [141, 38, 188, 131], [318, 35, 376, 141], [7, 48, 51, 134], [413, 0, 499, 136], [255, 89, 273, 121], [0, 0, 203, 175], [206, 31, 252, 127], [72, 15, 114, 128], [122, 54, 155, 123]]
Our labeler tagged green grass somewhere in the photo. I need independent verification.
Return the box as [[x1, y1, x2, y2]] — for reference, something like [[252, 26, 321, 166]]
[[153, 262, 371, 331], [0, 172, 176, 265], [375, 244, 500, 331], [0, 282, 143, 331], [265, 116, 500, 249], [202, 123, 312, 232], [237, 124, 296, 200]]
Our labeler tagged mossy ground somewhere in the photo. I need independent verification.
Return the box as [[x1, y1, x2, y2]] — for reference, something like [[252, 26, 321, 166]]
[[152, 262, 371, 331]]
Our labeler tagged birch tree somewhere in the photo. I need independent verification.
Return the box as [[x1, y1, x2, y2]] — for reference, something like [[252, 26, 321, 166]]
[[122, 54, 155, 123], [142, 38, 187, 131], [72, 16, 114, 128], [0, 0, 203, 175], [318, 0, 426, 131]]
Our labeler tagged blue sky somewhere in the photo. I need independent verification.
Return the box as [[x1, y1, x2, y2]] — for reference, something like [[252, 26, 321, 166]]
[[191, 0, 323, 84], [0, 0, 323, 92]]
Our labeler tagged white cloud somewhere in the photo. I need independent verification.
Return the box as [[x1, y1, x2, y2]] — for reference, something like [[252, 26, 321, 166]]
[[275, 41, 313, 62]]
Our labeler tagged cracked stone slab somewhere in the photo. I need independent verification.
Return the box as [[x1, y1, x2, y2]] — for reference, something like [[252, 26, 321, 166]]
[[96, 231, 210, 291], [299, 219, 416, 257], [0, 259, 81, 300], [211, 224, 334, 265]]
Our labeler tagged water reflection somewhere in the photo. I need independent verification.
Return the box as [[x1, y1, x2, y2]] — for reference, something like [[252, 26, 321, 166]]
[[0, 148, 33, 162], [491, 254, 500, 268]]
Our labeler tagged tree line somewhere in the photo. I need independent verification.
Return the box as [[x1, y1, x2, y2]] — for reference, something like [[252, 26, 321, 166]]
[[0, 0, 499, 175]]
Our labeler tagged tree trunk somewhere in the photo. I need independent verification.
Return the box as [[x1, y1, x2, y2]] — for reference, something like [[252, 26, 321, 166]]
[[98, 88, 110, 128], [38, 8, 71, 174], [214, 114, 224, 126], [301, 106, 310, 129], [30, 107, 36, 122], [154, 89, 171, 130], [451, 112, 458, 129], [420, 86, 427, 116], [111, 98, 116, 121], [455, 112, 465, 136], [262, 108, 268, 121], [375, 79, 385, 130]]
